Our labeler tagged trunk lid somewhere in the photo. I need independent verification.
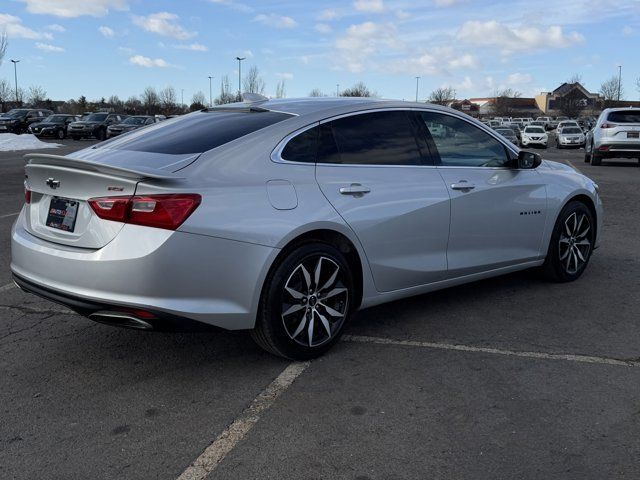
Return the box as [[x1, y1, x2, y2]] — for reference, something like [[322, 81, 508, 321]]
[[23, 153, 186, 249]]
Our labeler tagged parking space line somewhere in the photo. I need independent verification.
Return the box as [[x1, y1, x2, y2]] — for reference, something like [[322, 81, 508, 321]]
[[343, 335, 640, 368], [177, 361, 310, 480], [0, 212, 20, 219], [0, 283, 16, 293]]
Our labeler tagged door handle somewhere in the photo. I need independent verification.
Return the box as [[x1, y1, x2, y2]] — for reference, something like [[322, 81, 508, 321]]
[[450, 181, 475, 191], [339, 183, 371, 195]]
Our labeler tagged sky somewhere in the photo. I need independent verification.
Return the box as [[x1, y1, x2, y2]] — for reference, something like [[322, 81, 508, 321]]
[[0, 0, 639, 104]]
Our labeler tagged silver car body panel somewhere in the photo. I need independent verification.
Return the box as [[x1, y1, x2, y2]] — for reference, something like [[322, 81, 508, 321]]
[[11, 98, 603, 330]]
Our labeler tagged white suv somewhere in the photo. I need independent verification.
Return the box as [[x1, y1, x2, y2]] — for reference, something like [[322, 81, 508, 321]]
[[585, 108, 640, 165], [521, 125, 548, 148]]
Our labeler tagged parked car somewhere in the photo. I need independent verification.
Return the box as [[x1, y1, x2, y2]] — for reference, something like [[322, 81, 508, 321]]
[[106, 115, 160, 138], [521, 125, 548, 148], [556, 126, 585, 149], [535, 116, 552, 129], [557, 120, 580, 131], [0, 108, 53, 134], [68, 112, 127, 141], [29, 114, 80, 139], [12, 98, 602, 359], [503, 122, 523, 140], [585, 107, 640, 165], [494, 127, 518, 144]]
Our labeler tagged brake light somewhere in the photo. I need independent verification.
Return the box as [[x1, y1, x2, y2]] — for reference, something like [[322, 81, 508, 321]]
[[600, 123, 617, 129], [24, 183, 31, 204], [88, 194, 201, 230], [598, 145, 610, 151]]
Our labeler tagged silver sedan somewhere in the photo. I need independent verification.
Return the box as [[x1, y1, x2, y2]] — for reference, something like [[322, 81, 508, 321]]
[[11, 97, 603, 359]]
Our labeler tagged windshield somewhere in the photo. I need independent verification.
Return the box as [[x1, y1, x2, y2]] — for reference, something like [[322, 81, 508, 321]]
[[4, 109, 29, 118], [525, 127, 545, 133], [43, 115, 68, 123], [85, 113, 108, 122], [102, 110, 293, 155], [496, 129, 514, 135], [122, 116, 147, 125], [607, 111, 640, 123], [562, 127, 582, 134]]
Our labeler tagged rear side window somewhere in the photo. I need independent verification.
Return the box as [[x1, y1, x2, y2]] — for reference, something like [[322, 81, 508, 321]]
[[107, 110, 292, 154], [607, 111, 640, 123], [322, 111, 423, 166], [281, 126, 318, 163]]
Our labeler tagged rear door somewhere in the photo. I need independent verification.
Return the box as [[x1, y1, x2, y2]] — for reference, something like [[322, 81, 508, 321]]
[[314, 110, 451, 292], [417, 111, 548, 277]]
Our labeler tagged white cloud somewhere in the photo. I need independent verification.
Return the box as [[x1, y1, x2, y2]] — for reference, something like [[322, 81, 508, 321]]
[[335, 21, 402, 72], [506, 72, 533, 86], [318, 9, 339, 20], [622, 25, 633, 36], [353, 0, 385, 13], [129, 54, 170, 68], [276, 72, 294, 80], [20, 0, 128, 18], [35, 42, 65, 52], [448, 53, 478, 69], [207, 0, 253, 13], [457, 21, 584, 54], [315, 23, 332, 33], [132, 12, 195, 40], [175, 42, 208, 51], [47, 24, 66, 32], [98, 26, 115, 37], [0, 14, 53, 40], [433, 0, 466, 6], [395, 10, 410, 19], [238, 49, 254, 58], [254, 13, 297, 29]]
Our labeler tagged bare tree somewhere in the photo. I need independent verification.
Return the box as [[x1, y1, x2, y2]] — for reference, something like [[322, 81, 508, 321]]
[[159, 86, 177, 114], [340, 82, 374, 97], [27, 85, 47, 107], [567, 73, 583, 84], [636, 77, 640, 98], [242, 66, 266, 95], [428, 86, 456, 105], [599, 76, 623, 107], [493, 88, 521, 117], [275, 80, 286, 99], [190, 91, 207, 111], [557, 88, 585, 118], [124, 96, 141, 114], [308, 88, 325, 97], [107, 95, 123, 112], [141, 86, 160, 114], [0, 32, 7, 68], [215, 75, 240, 105], [0, 78, 11, 112]]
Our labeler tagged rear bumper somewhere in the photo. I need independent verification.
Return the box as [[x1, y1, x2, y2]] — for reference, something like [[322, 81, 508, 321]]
[[11, 211, 277, 330], [595, 142, 640, 158]]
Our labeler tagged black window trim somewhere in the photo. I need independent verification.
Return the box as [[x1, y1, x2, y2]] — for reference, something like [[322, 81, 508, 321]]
[[271, 107, 520, 169]]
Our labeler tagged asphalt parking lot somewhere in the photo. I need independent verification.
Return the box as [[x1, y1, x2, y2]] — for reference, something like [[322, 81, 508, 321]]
[[1, 135, 639, 480]]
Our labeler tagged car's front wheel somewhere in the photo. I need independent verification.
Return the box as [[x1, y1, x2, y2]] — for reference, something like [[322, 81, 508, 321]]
[[57, 129, 65, 140], [542, 201, 595, 282], [251, 243, 353, 359]]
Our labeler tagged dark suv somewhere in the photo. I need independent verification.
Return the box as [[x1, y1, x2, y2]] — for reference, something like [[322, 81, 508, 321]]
[[0, 109, 54, 134], [29, 114, 80, 139], [68, 112, 127, 141], [106, 115, 161, 138]]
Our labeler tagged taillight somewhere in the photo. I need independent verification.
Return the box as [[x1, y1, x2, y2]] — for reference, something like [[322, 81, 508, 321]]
[[24, 184, 31, 204], [88, 194, 201, 230], [600, 122, 617, 129]]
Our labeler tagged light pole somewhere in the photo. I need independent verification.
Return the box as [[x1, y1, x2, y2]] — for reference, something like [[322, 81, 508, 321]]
[[10, 59, 20, 104], [208, 76, 213, 107], [415, 76, 420, 102], [236, 56, 245, 95], [617, 65, 622, 102], [336, 84, 340, 96]]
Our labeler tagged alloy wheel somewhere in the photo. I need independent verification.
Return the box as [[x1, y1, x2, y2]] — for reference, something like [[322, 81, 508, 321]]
[[558, 211, 592, 275], [281, 256, 349, 348]]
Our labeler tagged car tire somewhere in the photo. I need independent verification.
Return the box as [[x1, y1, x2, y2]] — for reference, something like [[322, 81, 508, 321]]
[[251, 242, 354, 360], [96, 129, 106, 141], [591, 151, 602, 166], [542, 201, 595, 283], [57, 129, 65, 140]]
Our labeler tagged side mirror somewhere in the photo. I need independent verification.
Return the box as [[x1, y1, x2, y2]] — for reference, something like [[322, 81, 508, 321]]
[[517, 150, 542, 169]]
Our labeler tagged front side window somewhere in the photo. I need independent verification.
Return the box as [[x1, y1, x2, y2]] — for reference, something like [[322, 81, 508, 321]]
[[420, 112, 510, 167], [321, 111, 423, 166]]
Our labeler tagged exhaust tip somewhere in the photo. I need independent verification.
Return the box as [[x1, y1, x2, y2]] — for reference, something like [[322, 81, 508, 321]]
[[89, 311, 154, 330]]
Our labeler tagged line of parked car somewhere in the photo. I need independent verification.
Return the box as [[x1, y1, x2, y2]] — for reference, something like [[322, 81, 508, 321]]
[[0, 108, 166, 141]]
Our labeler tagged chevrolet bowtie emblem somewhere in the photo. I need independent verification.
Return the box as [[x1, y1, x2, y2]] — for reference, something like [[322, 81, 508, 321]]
[[46, 178, 60, 189]]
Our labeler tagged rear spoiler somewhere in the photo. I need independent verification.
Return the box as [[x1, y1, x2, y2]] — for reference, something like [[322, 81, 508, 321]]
[[24, 153, 184, 180]]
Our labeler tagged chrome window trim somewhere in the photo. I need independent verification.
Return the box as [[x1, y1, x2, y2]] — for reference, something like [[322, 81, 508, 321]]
[[270, 106, 520, 168]]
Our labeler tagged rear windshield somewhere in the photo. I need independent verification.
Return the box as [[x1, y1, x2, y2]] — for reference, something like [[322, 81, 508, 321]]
[[607, 111, 640, 123], [106, 110, 292, 154], [495, 129, 514, 135], [86, 113, 108, 122], [562, 127, 582, 134]]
